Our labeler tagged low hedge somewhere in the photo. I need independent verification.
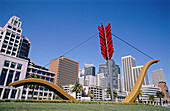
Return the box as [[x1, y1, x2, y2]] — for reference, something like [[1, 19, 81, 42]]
[[0, 99, 154, 106]]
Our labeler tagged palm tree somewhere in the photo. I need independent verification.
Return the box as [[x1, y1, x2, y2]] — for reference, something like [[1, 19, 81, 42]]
[[27, 74, 40, 99], [106, 88, 118, 101], [156, 91, 165, 106], [137, 90, 143, 103], [148, 95, 154, 104], [71, 82, 83, 99]]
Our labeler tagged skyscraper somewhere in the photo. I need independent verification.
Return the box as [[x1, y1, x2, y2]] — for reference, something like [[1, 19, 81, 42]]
[[132, 66, 149, 86], [122, 55, 136, 92], [0, 16, 30, 58], [49, 56, 79, 86], [99, 59, 120, 89], [84, 64, 95, 86], [152, 69, 166, 86]]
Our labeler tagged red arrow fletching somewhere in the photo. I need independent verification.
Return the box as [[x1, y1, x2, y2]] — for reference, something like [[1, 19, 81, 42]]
[[98, 23, 114, 60]]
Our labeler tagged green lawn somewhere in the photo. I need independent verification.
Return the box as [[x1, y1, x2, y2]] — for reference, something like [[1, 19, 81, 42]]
[[0, 102, 169, 111]]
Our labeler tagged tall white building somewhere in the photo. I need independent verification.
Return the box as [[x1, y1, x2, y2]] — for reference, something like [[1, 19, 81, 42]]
[[0, 16, 31, 100], [132, 66, 149, 86], [84, 75, 96, 86], [96, 73, 105, 88], [122, 55, 136, 92], [152, 69, 166, 86], [0, 16, 30, 58], [118, 74, 124, 92], [79, 69, 85, 77]]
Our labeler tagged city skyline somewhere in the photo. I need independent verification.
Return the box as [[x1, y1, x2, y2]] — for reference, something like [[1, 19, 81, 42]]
[[0, 0, 169, 88]]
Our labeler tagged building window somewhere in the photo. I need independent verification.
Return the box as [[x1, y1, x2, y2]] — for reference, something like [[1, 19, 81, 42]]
[[16, 36, 20, 39], [6, 31, 10, 36], [6, 70, 14, 86], [2, 44, 7, 48], [14, 44, 18, 47], [45, 88, 48, 91], [10, 62, 16, 68], [51, 74, 55, 77], [11, 19, 14, 24], [18, 22, 20, 27], [6, 50, 11, 54], [41, 76, 45, 80], [13, 27, 16, 31], [14, 21, 18, 26], [47, 73, 50, 76], [1, 49, 5, 52], [11, 33, 15, 37], [11, 89, 17, 98], [3, 89, 10, 99], [22, 90, 26, 94], [39, 92, 43, 96], [12, 52, 16, 56], [8, 25, 12, 29], [10, 38, 14, 42], [46, 78, 49, 81], [17, 64, 22, 70], [37, 70, 41, 74], [0, 69, 8, 85], [17, 30, 21, 33], [50, 78, 54, 82], [40, 87, 43, 90], [44, 93, 47, 96], [42, 72, 45, 75], [9, 42, 13, 45], [4, 40, 8, 44], [34, 92, 38, 95], [14, 71, 20, 81], [4, 60, 10, 67], [5, 36, 9, 40], [8, 46, 12, 50]]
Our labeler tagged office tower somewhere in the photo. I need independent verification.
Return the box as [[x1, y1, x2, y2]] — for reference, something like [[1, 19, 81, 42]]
[[84, 64, 95, 86], [0, 53, 29, 99], [0, 16, 30, 58], [122, 55, 136, 92], [84, 64, 95, 76], [118, 74, 124, 92], [49, 56, 79, 86], [96, 73, 105, 88], [84, 75, 96, 86], [132, 66, 149, 86], [78, 69, 85, 86], [152, 69, 166, 86], [99, 59, 120, 89], [157, 81, 169, 102], [79, 69, 85, 77], [22, 61, 55, 100], [79, 76, 84, 86]]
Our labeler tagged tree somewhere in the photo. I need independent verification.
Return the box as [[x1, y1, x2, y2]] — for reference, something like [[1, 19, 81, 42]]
[[156, 91, 165, 106], [106, 88, 118, 101], [137, 90, 143, 103], [148, 95, 154, 104], [71, 82, 83, 99], [27, 74, 40, 99]]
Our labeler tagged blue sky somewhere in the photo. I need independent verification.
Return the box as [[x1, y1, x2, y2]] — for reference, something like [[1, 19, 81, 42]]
[[0, 0, 169, 88]]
